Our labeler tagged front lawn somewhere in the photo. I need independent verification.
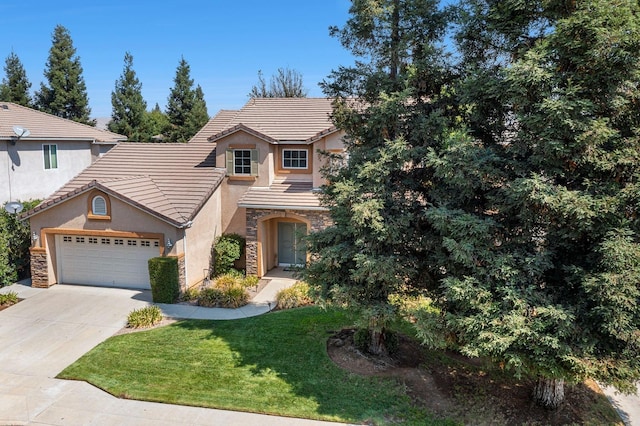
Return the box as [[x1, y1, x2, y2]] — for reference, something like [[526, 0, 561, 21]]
[[59, 306, 450, 425]]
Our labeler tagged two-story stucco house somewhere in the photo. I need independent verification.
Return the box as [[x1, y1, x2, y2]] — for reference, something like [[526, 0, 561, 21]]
[[23, 98, 345, 290], [0, 102, 126, 205]]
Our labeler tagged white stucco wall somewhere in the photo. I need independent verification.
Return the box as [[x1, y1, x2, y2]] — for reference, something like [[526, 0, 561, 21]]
[[1, 139, 96, 205]]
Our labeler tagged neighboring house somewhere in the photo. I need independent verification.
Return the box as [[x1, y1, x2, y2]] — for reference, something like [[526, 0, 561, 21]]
[[0, 102, 125, 205], [23, 97, 345, 291], [197, 98, 345, 277], [23, 143, 225, 289]]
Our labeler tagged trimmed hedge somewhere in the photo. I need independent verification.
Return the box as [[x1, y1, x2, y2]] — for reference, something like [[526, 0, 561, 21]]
[[148, 257, 179, 303]]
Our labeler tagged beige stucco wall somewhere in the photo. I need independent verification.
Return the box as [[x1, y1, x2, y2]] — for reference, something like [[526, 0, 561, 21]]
[[182, 186, 222, 287], [312, 132, 346, 188], [29, 191, 178, 286], [1, 140, 97, 205]]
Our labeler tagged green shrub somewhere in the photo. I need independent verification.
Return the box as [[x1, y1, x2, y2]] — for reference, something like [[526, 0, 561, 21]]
[[275, 281, 313, 310], [197, 273, 250, 308], [0, 291, 18, 306], [0, 199, 40, 287], [354, 328, 370, 352], [198, 287, 222, 307], [148, 257, 180, 303], [180, 286, 200, 302], [211, 233, 245, 276], [127, 305, 163, 328], [243, 275, 260, 288]]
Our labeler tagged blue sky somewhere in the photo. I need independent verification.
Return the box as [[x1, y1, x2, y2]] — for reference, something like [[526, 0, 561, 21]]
[[0, 1, 355, 118]]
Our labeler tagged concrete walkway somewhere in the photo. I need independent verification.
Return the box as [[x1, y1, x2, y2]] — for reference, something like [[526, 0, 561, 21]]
[[0, 270, 346, 426]]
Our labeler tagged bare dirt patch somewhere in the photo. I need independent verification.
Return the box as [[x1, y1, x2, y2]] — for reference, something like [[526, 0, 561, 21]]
[[327, 328, 622, 425]]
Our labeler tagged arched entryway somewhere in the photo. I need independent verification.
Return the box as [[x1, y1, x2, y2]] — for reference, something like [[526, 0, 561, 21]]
[[251, 212, 311, 277]]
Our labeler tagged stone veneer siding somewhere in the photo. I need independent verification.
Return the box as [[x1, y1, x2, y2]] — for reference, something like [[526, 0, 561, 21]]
[[245, 208, 333, 276], [177, 254, 186, 290], [29, 248, 50, 288]]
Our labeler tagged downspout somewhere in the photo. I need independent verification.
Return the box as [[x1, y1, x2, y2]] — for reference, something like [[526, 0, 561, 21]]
[[181, 220, 193, 290]]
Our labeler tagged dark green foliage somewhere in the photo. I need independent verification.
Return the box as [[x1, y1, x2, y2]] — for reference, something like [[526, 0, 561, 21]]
[[164, 58, 209, 142], [109, 52, 148, 141], [35, 25, 94, 125], [303, 0, 456, 354], [0, 51, 32, 106], [211, 233, 246, 277], [248, 67, 308, 98], [148, 257, 179, 303], [353, 328, 370, 352], [410, 0, 640, 407], [0, 200, 40, 287]]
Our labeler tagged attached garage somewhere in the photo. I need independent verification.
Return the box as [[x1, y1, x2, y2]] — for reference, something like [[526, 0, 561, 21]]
[[55, 234, 160, 289]]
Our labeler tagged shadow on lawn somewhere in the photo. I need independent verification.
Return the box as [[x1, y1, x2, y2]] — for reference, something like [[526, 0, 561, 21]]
[[171, 306, 430, 424]]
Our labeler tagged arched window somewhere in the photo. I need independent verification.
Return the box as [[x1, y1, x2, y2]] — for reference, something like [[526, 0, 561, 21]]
[[92, 196, 107, 215]]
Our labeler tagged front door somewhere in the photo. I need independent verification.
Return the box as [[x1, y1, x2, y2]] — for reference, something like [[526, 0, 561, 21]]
[[277, 222, 307, 266]]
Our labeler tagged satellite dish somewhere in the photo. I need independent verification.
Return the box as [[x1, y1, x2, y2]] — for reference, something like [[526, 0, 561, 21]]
[[4, 201, 24, 214], [12, 126, 30, 138]]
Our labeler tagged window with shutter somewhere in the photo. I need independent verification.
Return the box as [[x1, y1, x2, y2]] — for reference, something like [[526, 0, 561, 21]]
[[226, 148, 259, 176]]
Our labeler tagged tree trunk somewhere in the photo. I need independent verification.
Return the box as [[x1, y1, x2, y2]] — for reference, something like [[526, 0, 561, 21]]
[[533, 376, 565, 409], [368, 328, 386, 356]]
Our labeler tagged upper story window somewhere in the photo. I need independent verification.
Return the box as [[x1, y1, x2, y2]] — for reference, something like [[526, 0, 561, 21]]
[[282, 149, 308, 170], [43, 144, 58, 169], [226, 148, 258, 177]]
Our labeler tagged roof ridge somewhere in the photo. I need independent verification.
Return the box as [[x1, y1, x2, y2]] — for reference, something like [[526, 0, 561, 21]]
[[0, 102, 126, 139]]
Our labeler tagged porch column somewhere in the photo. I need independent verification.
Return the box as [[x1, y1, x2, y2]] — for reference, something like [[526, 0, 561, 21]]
[[29, 247, 50, 288], [245, 209, 258, 276]]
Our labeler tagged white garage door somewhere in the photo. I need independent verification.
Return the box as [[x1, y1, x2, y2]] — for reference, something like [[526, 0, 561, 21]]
[[56, 235, 160, 289]]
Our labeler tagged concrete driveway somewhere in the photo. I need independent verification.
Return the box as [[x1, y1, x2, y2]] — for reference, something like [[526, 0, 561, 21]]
[[0, 282, 341, 426]]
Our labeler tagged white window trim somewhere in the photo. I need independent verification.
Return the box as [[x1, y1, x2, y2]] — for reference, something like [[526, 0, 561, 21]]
[[282, 149, 309, 170], [43, 144, 58, 170], [92, 196, 107, 216]]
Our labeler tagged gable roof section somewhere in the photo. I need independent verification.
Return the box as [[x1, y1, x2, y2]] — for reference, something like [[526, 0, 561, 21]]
[[208, 98, 339, 144], [188, 109, 239, 144], [0, 102, 126, 143], [24, 143, 225, 227], [238, 181, 327, 211]]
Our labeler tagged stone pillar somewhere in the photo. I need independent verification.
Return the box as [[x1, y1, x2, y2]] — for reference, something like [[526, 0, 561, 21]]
[[245, 209, 259, 276], [29, 248, 50, 288], [176, 254, 186, 290]]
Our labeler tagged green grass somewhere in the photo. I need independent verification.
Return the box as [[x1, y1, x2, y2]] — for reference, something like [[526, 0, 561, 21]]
[[59, 306, 452, 425]]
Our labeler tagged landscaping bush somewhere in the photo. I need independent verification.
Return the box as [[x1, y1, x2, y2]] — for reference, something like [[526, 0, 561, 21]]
[[127, 305, 163, 328], [275, 281, 313, 310], [197, 272, 250, 308], [180, 286, 200, 302], [198, 287, 223, 307], [243, 275, 260, 288], [0, 291, 19, 306], [0, 199, 40, 287], [211, 233, 245, 276], [148, 257, 180, 303]]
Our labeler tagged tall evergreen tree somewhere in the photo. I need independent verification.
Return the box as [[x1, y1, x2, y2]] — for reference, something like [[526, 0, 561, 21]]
[[108, 52, 148, 141], [164, 57, 208, 142], [0, 51, 32, 107], [35, 25, 94, 125], [413, 0, 640, 408], [302, 0, 456, 355], [248, 67, 308, 98]]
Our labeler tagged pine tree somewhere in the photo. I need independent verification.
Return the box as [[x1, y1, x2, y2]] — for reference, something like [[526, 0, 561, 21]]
[[414, 0, 640, 408], [108, 52, 148, 141], [303, 0, 456, 355], [35, 25, 94, 125], [248, 67, 308, 98], [164, 57, 208, 142], [0, 51, 32, 107]]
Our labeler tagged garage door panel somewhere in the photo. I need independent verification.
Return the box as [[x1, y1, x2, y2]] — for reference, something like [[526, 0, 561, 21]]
[[56, 235, 159, 289]]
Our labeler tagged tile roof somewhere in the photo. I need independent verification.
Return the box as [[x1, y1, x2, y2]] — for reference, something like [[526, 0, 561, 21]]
[[0, 102, 126, 143], [208, 98, 338, 143], [24, 143, 225, 227], [188, 109, 239, 144], [237, 181, 327, 211]]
